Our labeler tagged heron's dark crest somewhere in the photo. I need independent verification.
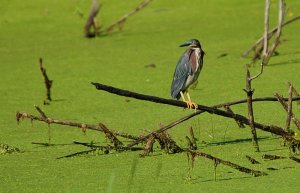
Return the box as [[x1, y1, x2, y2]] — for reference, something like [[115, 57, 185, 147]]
[[171, 39, 205, 99]]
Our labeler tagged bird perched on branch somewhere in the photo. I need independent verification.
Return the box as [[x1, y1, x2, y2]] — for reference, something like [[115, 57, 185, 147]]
[[171, 39, 205, 110]]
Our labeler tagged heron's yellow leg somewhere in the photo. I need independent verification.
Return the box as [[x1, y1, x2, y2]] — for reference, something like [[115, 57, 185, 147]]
[[180, 91, 191, 109], [186, 92, 198, 111]]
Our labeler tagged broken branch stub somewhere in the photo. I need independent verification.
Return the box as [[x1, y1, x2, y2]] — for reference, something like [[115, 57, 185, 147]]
[[84, 0, 101, 38], [39, 58, 53, 103]]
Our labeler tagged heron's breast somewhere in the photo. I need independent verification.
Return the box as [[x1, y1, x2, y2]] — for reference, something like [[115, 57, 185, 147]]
[[190, 48, 201, 73]]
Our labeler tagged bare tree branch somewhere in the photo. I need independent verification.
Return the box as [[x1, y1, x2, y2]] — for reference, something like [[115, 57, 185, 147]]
[[91, 82, 299, 147], [16, 108, 140, 141], [242, 15, 300, 58]]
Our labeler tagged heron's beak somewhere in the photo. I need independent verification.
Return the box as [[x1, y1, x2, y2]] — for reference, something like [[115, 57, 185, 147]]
[[179, 41, 192, 47]]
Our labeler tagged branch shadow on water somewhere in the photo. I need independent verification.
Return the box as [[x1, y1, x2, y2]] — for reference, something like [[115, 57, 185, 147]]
[[205, 136, 270, 147], [201, 176, 252, 183], [268, 58, 300, 67]]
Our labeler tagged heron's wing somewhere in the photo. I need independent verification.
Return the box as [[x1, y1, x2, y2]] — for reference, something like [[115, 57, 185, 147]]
[[171, 50, 192, 99]]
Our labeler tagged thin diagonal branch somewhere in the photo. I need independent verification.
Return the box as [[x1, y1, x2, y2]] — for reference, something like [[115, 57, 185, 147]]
[[275, 93, 300, 132], [103, 0, 153, 34]]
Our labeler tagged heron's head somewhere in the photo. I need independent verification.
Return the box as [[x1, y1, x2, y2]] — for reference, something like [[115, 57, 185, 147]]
[[179, 39, 201, 49]]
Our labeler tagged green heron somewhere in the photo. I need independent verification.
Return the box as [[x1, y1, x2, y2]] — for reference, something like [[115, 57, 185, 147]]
[[171, 39, 205, 110]]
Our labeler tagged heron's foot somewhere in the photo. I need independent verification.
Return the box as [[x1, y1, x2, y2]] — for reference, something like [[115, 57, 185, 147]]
[[185, 101, 198, 111]]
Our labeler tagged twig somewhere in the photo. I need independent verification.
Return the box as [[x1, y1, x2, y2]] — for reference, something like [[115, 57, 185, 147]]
[[16, 109, 140, 141], [154, 125, 183, 154], [91, 82, 299, 147], [103, 0, 153, 34], [84, 0, 101, 38], [188, 126, 197, 150], [34, 105, 47, 119], [39, 58, 53, 103], [186, 136, 197, 151], [215, 96, 300, 108], [285, 85, 293, 132], [287, 82, 300, 110], [249, 62, 264, 81], [224, 105, 245, 128], [275, 93, 300, 132], [100, 123, 123, 147], [242, 15, 300, 57], [187, 149, 267, 177], [140, 134, 155, 157]]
